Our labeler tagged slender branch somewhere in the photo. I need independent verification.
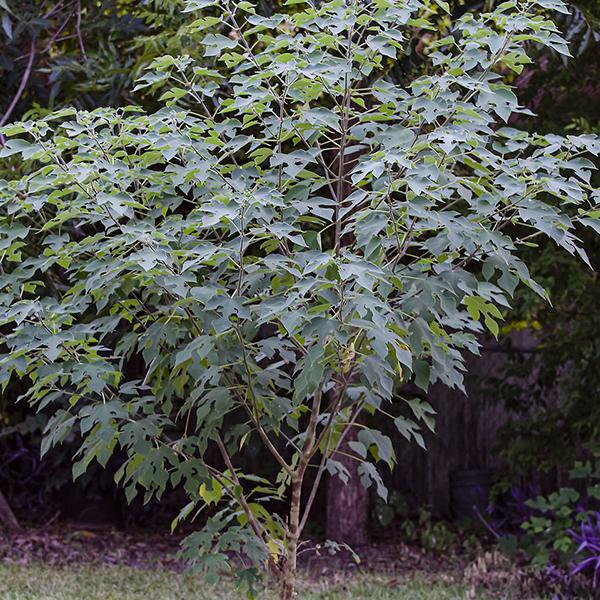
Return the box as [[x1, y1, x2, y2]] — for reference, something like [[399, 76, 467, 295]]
[[333, 18, 355, 256], [43, 10, 74, 53], [298, 397, 366, 534], [215, 434, 276, 548], [76, 0, 86, 58], [232, 325, 293, 476], [0, 37, 36, 140]]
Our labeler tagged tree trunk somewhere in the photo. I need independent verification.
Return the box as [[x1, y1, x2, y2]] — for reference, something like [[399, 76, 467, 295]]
[[281, 476, 302, 600], [326, 427, 369, 547], [281, 532, 298, 600], [0, 488, 21, 532]]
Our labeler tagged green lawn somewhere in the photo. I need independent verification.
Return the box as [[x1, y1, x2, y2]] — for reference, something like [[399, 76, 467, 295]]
[[0, 563, 539, 599]]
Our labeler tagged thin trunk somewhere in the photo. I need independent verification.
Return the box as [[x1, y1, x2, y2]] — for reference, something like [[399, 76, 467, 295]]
[[282, 389, 322, 599], [0, 488, 21, 532], [281, 476, 301, 600], [326, 426, 369, 547]]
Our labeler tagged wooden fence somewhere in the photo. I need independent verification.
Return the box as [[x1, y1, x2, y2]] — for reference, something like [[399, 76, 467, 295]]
[[387, 330, 546, 517]]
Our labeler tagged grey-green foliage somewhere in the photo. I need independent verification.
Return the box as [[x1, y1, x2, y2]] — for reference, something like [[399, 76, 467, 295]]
[[0, 0, 599, 591]]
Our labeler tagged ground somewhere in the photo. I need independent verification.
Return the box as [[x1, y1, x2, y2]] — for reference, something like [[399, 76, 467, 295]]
[[0, 527, 544, 599], [0, 564, 526, 600]]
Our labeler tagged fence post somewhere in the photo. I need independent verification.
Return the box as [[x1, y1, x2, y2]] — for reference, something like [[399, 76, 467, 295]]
[[0, 488, 21, 532]]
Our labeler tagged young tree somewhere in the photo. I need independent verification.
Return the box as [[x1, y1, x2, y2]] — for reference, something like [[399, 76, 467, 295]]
[[0, 0, 599, 597]]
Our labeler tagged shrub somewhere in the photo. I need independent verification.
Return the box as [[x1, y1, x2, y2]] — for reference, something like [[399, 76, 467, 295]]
[[488, 454, 600, 597]]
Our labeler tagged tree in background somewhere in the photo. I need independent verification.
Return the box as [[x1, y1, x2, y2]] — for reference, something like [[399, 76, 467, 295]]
[[513, 0, 600, 130], [1, 0, 600, 598], [0, 0, 221, 123]]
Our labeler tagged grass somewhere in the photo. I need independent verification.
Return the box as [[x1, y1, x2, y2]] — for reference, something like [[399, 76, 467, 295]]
[[0, 563, 537, 599]]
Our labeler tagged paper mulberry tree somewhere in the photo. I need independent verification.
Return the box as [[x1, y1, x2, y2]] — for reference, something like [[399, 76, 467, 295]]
[[1, 0, 599, 596]]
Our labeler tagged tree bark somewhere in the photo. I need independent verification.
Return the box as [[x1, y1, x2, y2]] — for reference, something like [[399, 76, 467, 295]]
[[281, 390, 322, 600], [281, 476, 301, 600], [0, 488, 21, 532], [326, 427, 369, 547]]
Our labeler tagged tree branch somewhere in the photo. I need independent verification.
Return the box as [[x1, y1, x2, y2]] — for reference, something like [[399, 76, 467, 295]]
[[0, 37, 36, 140]]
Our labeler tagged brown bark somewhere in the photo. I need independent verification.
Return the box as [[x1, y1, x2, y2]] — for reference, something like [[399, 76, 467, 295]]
[[326, 427, 369, 547], [0, 488, 21, 532], [281, 476, 301, 600], [281, 390, 322, 599]]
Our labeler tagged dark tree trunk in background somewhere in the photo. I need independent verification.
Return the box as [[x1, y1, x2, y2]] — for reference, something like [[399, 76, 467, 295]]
[[0, 488, 21, 532], [326, 428, 369, 547]]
